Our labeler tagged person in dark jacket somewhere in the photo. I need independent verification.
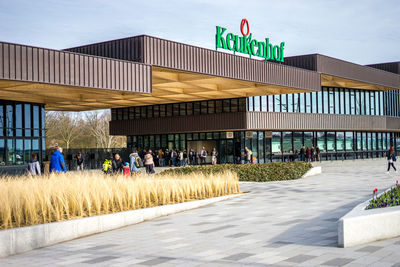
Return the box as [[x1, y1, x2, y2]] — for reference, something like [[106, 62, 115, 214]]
[[299, 146, 306, 161], [306, 147, 311, 162], [76, 152, 84, 171], [386, 146, 397, 174], [28, 153, 41, 176], [49, 147, 67, 174], [112, 154, 124, 174]]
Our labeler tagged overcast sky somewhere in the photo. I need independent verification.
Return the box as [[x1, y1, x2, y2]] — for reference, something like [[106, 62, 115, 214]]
[[0, 0, 399, 65]]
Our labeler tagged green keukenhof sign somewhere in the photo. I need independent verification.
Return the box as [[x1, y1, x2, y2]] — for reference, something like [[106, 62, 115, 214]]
[[215, 19, 285, 63]]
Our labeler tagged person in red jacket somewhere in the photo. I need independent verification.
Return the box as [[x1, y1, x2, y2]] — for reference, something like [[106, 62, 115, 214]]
[[123, 162, 131, 177]]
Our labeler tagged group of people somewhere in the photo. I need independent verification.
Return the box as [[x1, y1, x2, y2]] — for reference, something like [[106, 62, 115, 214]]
[[133, 147, 219, 167], [298, 146, 321, 162]]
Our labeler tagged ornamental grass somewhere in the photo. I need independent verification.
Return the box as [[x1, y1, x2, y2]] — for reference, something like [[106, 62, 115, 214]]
[[0, 171, 239, 230]]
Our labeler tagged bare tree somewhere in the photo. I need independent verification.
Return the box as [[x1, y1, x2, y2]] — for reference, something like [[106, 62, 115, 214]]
[[85, 110, 126, 148], [45, 112, 82, 149]]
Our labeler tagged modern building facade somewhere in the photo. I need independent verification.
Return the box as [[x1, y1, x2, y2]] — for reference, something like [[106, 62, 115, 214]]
[[0, 34, 400, 170]]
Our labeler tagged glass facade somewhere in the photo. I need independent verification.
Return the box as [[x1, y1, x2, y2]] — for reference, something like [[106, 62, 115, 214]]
[[128, 130, 397, 163], [0, 100, 45, 166], [112, 87, 400, 121]]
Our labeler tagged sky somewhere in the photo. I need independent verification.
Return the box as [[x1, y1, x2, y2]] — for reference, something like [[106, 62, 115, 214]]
[[0, 0, 399, 65]]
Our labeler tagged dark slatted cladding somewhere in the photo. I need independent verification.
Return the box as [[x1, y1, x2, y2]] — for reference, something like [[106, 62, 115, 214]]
[[66, 35, 321, 92], [0, 41, 152, 94], [109, 112, 248, 135], [367, 62, 400, 75], [284, 54, 400, 89]]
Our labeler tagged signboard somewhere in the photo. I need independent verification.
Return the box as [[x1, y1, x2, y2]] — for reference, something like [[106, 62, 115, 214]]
[[265, 131, 273, 138], [226, 132, 234, 139], [245, 131, 253, 138], [216, 19, 285, 62]]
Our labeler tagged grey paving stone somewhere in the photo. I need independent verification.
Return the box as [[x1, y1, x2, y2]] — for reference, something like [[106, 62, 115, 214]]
[[137, 257, 175, 266], [81, 256, 119, 264], [284, 254, 316, 263], [225, 233, 251, 238], [322, 258, 355, 266], [199, 224, 236, 233], [87, 244, 118, 250], [222, 252, 254, 261], [356, 245, 383, 253], [263, 241, 293, 248]]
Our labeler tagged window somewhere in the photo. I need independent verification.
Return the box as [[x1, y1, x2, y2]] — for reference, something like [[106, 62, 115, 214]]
[[16, 139, 23, 165], [282, 132, 292, 153], [357, 132, 362, 150], [345, 132, 353, 151], [329, 88, 334, 114], [287, 94, 293, 113], [201, 101, 208, 114], [379, 91, 384, 116], [336, 132, 344, 151], [370, 92, 375, 115], [208, 100, 215, 113], [261, 96, 267, 111], [0, 139, 4, 165], [33, 105, 39, 137], [365, 91, 370, 115], [15, 104, 22, 136], [193, 102, 200, 115], [247, 97, 253, 111], [268, 95, 274, 112], [318, 91, 323, 113], [377, 133, 382, 150], [362, 132, 367, 151], [335, 89, 340, 114], [350, 90, 355, 115], [311, 92, 317, 113], [355, 90, 361, 115], [340, 89, 345, 114], [166, 104, 173, 116], [317, 132, 326, 151], [281, 94, 287, 112], [345, 90, 350, 115], [327, 132, 335, 151], [274, 95, 280, 112], [7, 139, 14, 165], [375, 91, 380, 116], [153, 105, 159, 118], [231, 99, 238, 112], [306, 93, 312, 113], [368, 132, 372, 150], [371, 132, 376, 150], [147, 106, 153, 118], [293, 93, 299, 112], [239, 98, 246, 112], [323, 89, 329, 114], [123, 108, 129, 120], [304, 132, 313, 148], [293, 132, 303, 151], [6, 105, 13, 136], [300, 93, 305, 113], [271, 132, 281, 153], [179, 103, 186, 116], [254, 97, 260, 111], [129, 107, 135, 119], [223, 99, 230, 113], [24, 104, 31, 137], [215, 100, 222, 113]]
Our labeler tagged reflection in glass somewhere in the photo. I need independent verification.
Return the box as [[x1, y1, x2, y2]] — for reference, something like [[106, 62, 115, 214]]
[[317, 132, 326, 151], [327, 132, 335, 151], [282, 132, 292, 153], [272, 132, 281, 153], [16, 139, 23, 165], [293, 132, 303, 152], [336, 132, 344, 151], [345, 132, 353, 151]]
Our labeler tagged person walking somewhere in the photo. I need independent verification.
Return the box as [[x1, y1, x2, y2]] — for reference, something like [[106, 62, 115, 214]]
[[49, 147, 67, 174], [112, 154, 124, 174], [245, 147, 253, 164], [76, 152, 84, 171], [200, 147, 207, 165], [123, 162, 131, 177], [189, 149, 195, 165], [179, 150, 184, 166], [211, 148, 218, 165], [129, 151, 142, 174], [28, 153, 41, 176], [306, 147, 311, 162], [158, 150, 164, 167], [315, 146, 321, 162], [299, 146, 306, 161], [171, 149, 178, 167], [386, 145, 397, 174], [144, 150, 155, 174], [311, 146, 315, 162]]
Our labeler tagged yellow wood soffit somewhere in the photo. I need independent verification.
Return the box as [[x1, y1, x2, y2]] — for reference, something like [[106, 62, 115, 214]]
[[321, 74, 397, 91]]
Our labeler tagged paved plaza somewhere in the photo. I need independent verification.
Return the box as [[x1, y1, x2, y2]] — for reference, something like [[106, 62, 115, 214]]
[[2, 159, 400, 266]]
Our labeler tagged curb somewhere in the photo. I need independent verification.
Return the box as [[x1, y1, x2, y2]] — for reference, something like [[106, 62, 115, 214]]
[[0, 193, 242, 258], [302, 166, 322, 178]]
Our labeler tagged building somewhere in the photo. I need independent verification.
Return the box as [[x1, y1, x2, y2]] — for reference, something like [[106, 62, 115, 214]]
[[0, 33, 399, 171]]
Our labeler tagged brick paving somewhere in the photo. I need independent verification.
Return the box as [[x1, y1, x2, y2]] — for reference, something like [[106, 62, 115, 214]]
[[2, 159, 400, 266]]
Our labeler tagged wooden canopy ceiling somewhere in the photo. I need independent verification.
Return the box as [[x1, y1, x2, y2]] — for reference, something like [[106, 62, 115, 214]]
[[321, 74, 397, 91], [0, 67, 394, 111], [0, 67, 309, 111]]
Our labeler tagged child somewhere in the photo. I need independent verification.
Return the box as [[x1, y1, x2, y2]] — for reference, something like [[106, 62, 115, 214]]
[[123, 162, 131, 177]]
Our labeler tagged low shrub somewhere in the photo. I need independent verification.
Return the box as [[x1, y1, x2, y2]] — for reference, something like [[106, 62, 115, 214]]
[[367, 184, 400, 209], [159, 162, 312, 182]]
